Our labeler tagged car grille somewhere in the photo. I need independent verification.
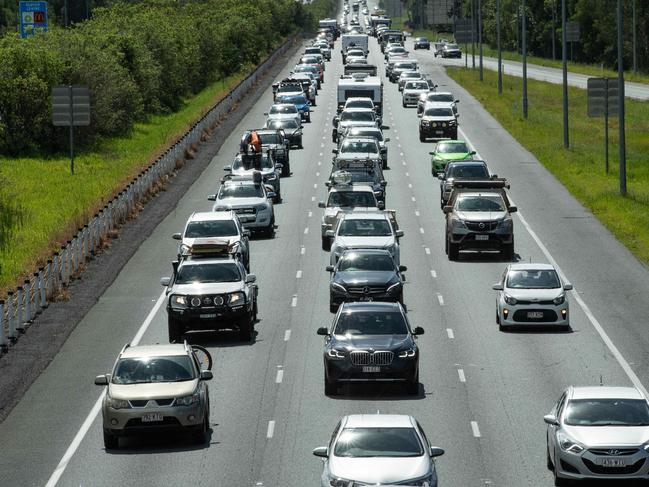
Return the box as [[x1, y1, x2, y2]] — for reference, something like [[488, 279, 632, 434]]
[[515, 299, 555, 305], [465, 221, 499, 231], [588, 448, 639, 456], [128, 398, 175, 408], [350, 351, 394, 366], [583, 458, 645, 475], [234, 207, 256, 215], [512, 309, 558, 322], [347, 285, 387, 295], [188, 295, 226, 308]]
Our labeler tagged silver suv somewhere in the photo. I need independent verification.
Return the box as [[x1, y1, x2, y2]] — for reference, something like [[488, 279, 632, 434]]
[[95, 342, 213, 449]]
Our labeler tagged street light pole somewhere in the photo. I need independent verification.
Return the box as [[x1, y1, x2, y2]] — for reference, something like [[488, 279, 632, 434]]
[[497, 0, 502, 94], [552, 0, 556, 61], [478, 0, 483, 81], [522, 0, 528, 118], [561, 0, 569, 148], [471, 0, 476, 69], [617, 0, 627, 196], [632, 0, 637, 74]]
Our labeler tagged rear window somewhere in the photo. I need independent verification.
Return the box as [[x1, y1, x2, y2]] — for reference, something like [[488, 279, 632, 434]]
[[185, 220, 237, 238]]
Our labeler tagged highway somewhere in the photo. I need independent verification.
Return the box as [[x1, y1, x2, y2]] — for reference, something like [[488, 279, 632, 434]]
[[2, 5, 649, 487]]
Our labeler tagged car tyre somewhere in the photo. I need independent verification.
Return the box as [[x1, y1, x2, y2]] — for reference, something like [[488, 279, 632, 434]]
[[239, 316, 254, 342], [192, 411, 209, 444], [322, 236, 331, 251], [298, 140, 303, 149], [324, 377, 337, 396], [103, 430, 119, 450], [448, 240, 459, 261], [406, 373, 419, 395], [168, 317, 184, 343], [553, 466, 570, 486], [496, 309, 501, 325], [329, 301, 338, 314], [503, 240, 515, 261], [419, 132, 426, 142], [547, 443, 554, 470], [281, 162, 290, 177]]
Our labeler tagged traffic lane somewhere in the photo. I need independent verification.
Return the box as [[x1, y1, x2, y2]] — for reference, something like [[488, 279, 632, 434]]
[[382, 62, 637, 486]]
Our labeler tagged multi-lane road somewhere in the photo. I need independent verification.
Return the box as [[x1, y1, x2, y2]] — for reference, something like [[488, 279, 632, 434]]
[[2, 5, 649, 487]]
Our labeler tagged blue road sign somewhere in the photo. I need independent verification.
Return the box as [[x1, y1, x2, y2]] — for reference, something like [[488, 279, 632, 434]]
[[19, 1, 48, 39]]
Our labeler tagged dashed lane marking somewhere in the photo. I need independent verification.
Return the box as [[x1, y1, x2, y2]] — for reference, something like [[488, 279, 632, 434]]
[[415, 210, 420, 216], [425, 247, 431, 255], [284, 329, 291, 341], [431, 270, 437, 278], [275, 368, 284, 384], [471, 421, 481, 438], [291, 296, 298, 307], [296, 270, 302, 279], [267, 421, 275, 439], [304, 227, 309, 234], [446, 328, 455, 339], [419, 227, 424, 234], [301, 247, 305, 255], [437, 294, 444, 306]]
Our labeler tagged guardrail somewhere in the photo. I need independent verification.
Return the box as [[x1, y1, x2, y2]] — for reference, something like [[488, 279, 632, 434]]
[[0, 36, 298, 354]]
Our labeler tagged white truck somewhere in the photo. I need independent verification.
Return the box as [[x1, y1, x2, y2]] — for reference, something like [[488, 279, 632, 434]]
[[341, 34, 369, 56], [337, 73, 383, 116]]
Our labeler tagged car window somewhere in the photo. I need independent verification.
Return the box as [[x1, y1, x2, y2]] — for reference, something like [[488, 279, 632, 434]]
[[401, 71, 420, 78], [277, 95, 307, 105], [334, 310, 408, 335], [341, 140, 378, 153], [350, 129, 382, 141], [456, 195, 505, 212], [270, 105, 298, 114], [564, 399, 649, 426], [327, 191, 376, 207], [233, 154, 273, 171], [428, 93, 454, 102], [340, 111, 374, 122], [219, 185, 264, 199], [446, 44, 459, 49], [112, 355, 195, 384], [334, 427, 423, 457], [338, 219, 391, 236], [258, 133, 282, 145], [448, 165, 488, 178], [345, 100, 373, 109], [175, 262, 242, 284], [506, 270, 561, 289], [424, 108, 454, 117], [406, 81, 429, 90], [338, 252, 394, 271], [185, 220, 238, 238], [437, 142, 469, 153], [345, 170, 379, 184]]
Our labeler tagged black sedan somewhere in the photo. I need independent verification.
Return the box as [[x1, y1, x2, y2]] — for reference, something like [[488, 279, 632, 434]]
[[326, 249, 406, 312], [413, 37, 430, 50], [317, 302, 424, 396]]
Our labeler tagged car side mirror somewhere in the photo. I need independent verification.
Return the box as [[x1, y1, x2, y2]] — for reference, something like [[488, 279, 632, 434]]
[[470, 151, 476, 155], [378, 201, 385, 210], [492, 283, 503, 291], [267, 192, 277, 200], [245, 274, 257, 284], [429, 151, 434, 155], [223, 165, 232, 172], [509, 206, 518, 213], [443, 206, 453, 214], [430, 446, 445, 457], [200, 370, 213, 381], [94, 374, 109, 386], [455, 99, 460, 103], [325, 230, 335, 238], [332, 118, 339, 127], [399, 265, 407, 272], [207, 194, 217, 201], [275, 163, 283, 170], [318, 201, 326, 208], [413, 326, 425, 335], [563, 283, 573, 291], [313, 446, 328, 457], [395, 229, 404, 238], [384, 137, 390, 142], [380, 180, 387, 187], [381, 125, 389, 130], [332, 149, 339, 154], [172, 232, 182, 240], [544, 414, 559, 426], [243, 229, 251, 237], [437, 174, 444, 180], [491, 174, 498, 179], [317, 327, 329, 336], [160, 277, 171, 287], [326, 265, 334, 272]]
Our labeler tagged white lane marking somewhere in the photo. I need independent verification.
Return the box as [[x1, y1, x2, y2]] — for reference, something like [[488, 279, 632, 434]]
[[296, 270, 302, 279], [308, 211, 312, 218], [415, 210, 420, 216], [301, 246, 305, 255], [284, 329, 291, 341], [291, 296, 298, 307], [313, 183, 318, 189], [402, 161, 407, 166], [408, 183, 413, 189], [304, 227, 309, 235], [318, 161, 322, 166], [424, 247, 431, 255], [471, 421, 481, 438], [458, 368, 466, 383], [400, 152, 404, 157], [322, 135, 326, 139], [405, 172, 410, 177], [45, 292, 167, 487], [437, 293, 444, 306], [315, 172, 320, 177], [320, 143, 324, 148], [411, 196, 416, 202], [419, 227, 424, 234], [275, 368, 284, 384], [267, 420, 275, 439], [319, 152, 323, 157], [431, 270, 437, 278], [446, 328, 455, 339], [311, 196, 316, 202]]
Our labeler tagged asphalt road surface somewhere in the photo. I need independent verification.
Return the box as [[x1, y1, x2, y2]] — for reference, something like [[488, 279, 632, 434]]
[[2, 9, 649, 487]]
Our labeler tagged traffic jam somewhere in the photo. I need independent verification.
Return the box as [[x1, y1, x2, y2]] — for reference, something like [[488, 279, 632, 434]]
[[91, 1, 649, 485]]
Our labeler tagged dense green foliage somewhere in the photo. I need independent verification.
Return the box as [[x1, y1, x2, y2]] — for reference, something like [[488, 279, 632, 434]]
[[0, 0, 310, 155]]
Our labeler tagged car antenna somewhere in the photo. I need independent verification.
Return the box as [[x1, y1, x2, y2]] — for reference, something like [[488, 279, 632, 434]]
[[600, 375, 604, 386]]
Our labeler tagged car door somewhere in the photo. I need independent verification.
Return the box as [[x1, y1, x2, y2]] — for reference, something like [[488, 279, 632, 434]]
[[548, 391, 567, 461], [323, 420, 343, 480]]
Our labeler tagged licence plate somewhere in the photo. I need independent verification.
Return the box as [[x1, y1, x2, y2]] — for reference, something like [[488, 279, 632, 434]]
[[240, 216, 255, 222], [527, 311, 544, 319], [435, 130, 444, 135], [200, 314, 217, 319], [360, 297, 373, 302], [600, 458, 626, 467], [362, 366, 381, 373], [141, 413, 163, 423], [475, 234, 489, 241]]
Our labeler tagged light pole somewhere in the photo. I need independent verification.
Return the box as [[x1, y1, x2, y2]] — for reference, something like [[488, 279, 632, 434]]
[[562, 0, 569, 148], [632, 0, 637, 74], [497, 0, 502, 93], [478, 0, 483, 81], [552, 0, 556, 60], [522, 0, 528, 118], [617, 0, 627, 196], [471, 0, 476, 69]]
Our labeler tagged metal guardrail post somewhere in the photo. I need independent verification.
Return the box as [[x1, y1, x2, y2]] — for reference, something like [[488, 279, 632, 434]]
[[46, 259, 53, 299], [39, 267, 47, 309], [16, 286, 23, 331], [7, 291, 15, 340], [24, 279, 32, 325], [33, 272, 42, 315], [0, 300, 6, 350]]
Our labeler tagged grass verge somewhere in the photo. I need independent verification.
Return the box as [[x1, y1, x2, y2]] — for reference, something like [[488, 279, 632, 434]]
[[0, 70, 250, 292], [446, 67, 649, 265]]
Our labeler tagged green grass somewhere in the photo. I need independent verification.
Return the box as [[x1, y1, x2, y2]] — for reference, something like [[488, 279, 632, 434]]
[[0, 71, 248, 292], [446, 67, 649, 265]]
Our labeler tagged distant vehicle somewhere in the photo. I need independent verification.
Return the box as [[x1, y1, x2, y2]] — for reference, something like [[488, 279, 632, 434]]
[[417, 91, 459, 116], [441, 43, 462, 58], [95, 342, 213, 449], [338, 126, 389, 169], [389, 59, 419, 83], [223, 152, 282, 203], [545, 386, 649, 485], [433, 42, 446, 57], [274, 94, 311, 123], [419, 104, 458, 141], [332, 108, 381, 144], [493, 264, 572, 331], [265, 103, 301, 127], [397, 70, 424, 91], [264, 119, 303, 149], [413, 37, 430, 50], [402, 80, 430, 107]]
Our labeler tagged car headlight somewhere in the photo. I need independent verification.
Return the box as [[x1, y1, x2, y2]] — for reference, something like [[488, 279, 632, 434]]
[[265, 174, 277, 181], [179, 244, 190, 255], [498, 218, 513, 230], [175, 393, 199, 406], [398, 348, 416, 358], [386, 282, 402, 294], [553, 293, 566, 305], [228, 292, 245, 305], [504, 294, 517, 305], [327, 349, 346, 359], [107, 397, 131, 409], [384, 244, 396, 256], [256, 203, 269, 211], [451, 218, 466, 229], [442, 122, 447, 127], [171, 295, 187, 309], [331, 282, 347, 293], [558, 432, 584, 454], [397, 474, 434, 486]]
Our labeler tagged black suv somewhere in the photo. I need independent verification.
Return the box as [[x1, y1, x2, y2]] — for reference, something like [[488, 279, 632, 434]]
[[317, 302, 423, 395], [419, 105, 458, 142], [327, 249, 407, 312], [443, 179, 517, 260]]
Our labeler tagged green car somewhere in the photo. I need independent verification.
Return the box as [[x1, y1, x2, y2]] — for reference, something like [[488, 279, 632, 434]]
[[429, 140, 475, 174]]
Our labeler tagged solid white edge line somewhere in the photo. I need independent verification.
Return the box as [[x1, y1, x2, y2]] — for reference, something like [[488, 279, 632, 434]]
[[471, 421, 481, 438], [458, 369, 466, 383], [266, 420, 275, 439], [45, 291, 167, 487]]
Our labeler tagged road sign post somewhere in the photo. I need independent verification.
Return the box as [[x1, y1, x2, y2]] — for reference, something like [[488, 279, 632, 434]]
[[561, 0, 569, 148], [19, 1, 48, 38], [52, 86, 91, 175], [566, 21, 579, 62], [588, 78, 619, 175]]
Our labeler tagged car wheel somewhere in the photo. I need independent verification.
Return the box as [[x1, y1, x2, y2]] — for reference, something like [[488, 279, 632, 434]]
[[406, 372, 419, 395], [547, 443, 554, 470], [503, 241, 515, 261], [282, 163, 290, 177], [402, 101, 406, 107], [448, 240, 459, 261], [265, 218, 275, 237], [298, 140, 303, 149], [322, 236, 331, 251], [419, 132, 425, 142], [324, 376, 337, 396], [440, 198, 445, 209], [306, 114, 311, 123], [253, 299, 258, 322], [329, 300, 338, 314], [103, 430, 119, 450], [382, 160, 387, 170], [553, 465, 570, 486], [168, 317, 183, 343], [238, 316, 254, 342], [192, 411, 208, 444], [496, 309, 501, 325], [275, 191, 282, 204]]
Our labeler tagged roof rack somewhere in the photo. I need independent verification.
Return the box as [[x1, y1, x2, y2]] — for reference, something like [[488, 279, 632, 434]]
[[181, 238, 239, 258], [451, 178, 510, 190], [335, 158, 379, 170]]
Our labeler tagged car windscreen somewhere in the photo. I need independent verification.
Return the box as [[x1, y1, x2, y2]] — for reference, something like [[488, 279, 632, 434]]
[[349, 129, 382, 141], [406, 82, 429, 90], [396, 63, 417, 70], [401, 71, 421, 78], [295, 65, 318, 73], [447, 165, 489, 179], [345, 170, 379, 184], [270, 105, 297, 114], [456, 195, 505, 212], [267, 119, 298, 130], [506, 270, 561, 289], [338, 252, 394, 271], [112, 355, 195, 384], [218, 185, 264, 199], [446, 44, 459, 49], [389, 47, 406, 53], [327, 191, 376, 207], [277, 95, 307, 105], [334, 310, 408, 336], [428, 93, 454, 102], [564, 399, 649, 426], [258, 133, 282, 145], [437, 142, 469, 153], [340, 111, 374, 122], [334, 427, 423, 457], [301, 56, 319, 64], [185, 220, 238, 238], [341, 140, 378, 153], [175, 262, 241, 284], [338, 219, 391, 236], [345, 100, 373, 109], [424, 108, 454, 117], [232, 155, 273, 170]]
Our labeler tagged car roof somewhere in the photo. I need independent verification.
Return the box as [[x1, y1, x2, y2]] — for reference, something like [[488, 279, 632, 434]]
[[437, 140, 467, 146], [189, 211, 236, 222], [271, 103, 297, 109], [329, 184, 374, 192], [447, 160, 487, 167], [341, 211, 386, 220], [121, 343, 189, 359], [343, 414, 414, 429], [427, 91, 454, 97], [341, 248, 392, 256], [346, 97, 373, 103], [341, 136, 378, 143], [180, 256, 238, 266], [424, 102, 454, 108], [508, 263, 555, 271], [457, 191, 504, 198], [570, 386, 645, 401]]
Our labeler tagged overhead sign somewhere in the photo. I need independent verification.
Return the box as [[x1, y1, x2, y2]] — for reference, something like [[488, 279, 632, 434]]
[[587, 78, 619, 118], [19, 1, 48, 39], [454, 19, 475, 44], [52, 86, 91, 126], [566, 21, 580, 43]]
